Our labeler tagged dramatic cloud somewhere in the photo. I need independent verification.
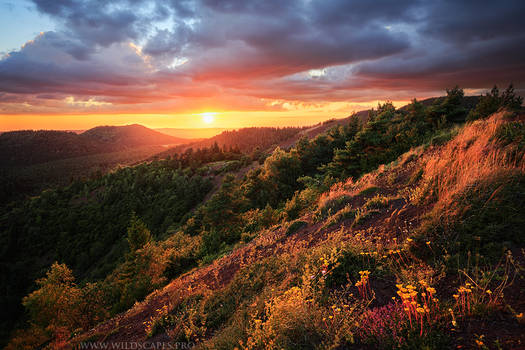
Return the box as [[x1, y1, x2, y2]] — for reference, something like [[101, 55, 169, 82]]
[[1, 0, 524, 116]]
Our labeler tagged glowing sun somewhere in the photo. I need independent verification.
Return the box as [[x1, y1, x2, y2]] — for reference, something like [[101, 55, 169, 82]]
[[200, 112, 216, 125]]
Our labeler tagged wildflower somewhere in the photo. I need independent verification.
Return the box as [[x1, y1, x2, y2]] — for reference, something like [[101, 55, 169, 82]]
[[486, 290, 492, 295], [407, 238, 413, 242], [516, 313, 523, 319], [426, 241, 431, 245], [426, 287, 436, 294]]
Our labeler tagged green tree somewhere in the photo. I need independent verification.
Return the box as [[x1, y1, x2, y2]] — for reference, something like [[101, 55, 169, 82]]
[[22, 262, 81, 330], [467, 84, 523, 121], [127, 213, 152, 252]]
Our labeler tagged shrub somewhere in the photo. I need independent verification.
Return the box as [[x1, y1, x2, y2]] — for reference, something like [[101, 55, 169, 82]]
[[286, 220, 308, 235], [242, 205, 278, 233], [358, 186, 380, 197], [323, 205, 356, 228], [203, 257, 286, 331], [315, 195, 353, 222], [283, 188, 319, 221], [325, 250, 381, 290], [419, 174, 525, 266], [241, 286, 324, 350], [127, 213, 152, 252], [467, 84, 523, 121], [363, 194, 391, 210], [353, 208, 380, 227]]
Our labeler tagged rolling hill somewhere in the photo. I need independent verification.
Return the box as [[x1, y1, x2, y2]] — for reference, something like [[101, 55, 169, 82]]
[[0, 124, 187, 167], [153, 126, 307, 160], [68, 110, 525, 349], [2, 87, 524, 349]]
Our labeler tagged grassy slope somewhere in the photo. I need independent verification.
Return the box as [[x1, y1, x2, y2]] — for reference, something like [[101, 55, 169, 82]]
[[73, 112, 525, 349]]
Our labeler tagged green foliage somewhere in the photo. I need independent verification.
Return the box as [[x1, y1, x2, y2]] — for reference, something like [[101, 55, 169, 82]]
[[21, 262, 109, 345], [353, 208, 380, 226], [428, 86, 468, 124], [286, 220, 308, 235], [326, 98, 444, 179], [358, 186, 380, 197], [467, 84, 523, 121], [323, 205, 356, 228], [242, 205, 279, 234], [283, 188, 319, 221], [419, 174, 525, 267], [324, 250, 381, 290], [243, 148, 303, 208], [202, 257, 286, 331], [315, 195, 353, 222], [127, 213, 152, 252], [363, 194, 391, 210], [0, 161, 213, 335], [428, 126, 460, 146]]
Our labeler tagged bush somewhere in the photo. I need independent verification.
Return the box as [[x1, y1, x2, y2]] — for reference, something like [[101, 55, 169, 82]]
[[358, 186, 380, 197], [203, 257, 286, 331], [325, 250, 380, 290], [315, 195, 353, 221], [419, 174, 525, 266], [286, 220, 307, 235], [467, 84, 523, 121], [322, 205, 356, 229], [283, 188, 319, 220], [363, 194, 391, 210]]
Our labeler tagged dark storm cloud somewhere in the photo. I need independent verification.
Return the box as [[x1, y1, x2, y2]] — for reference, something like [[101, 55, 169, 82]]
[[32, 0, 170, 48], [0, 0, 524, 114], [353, 1, 525, 91], [420, 1, 525, 43]]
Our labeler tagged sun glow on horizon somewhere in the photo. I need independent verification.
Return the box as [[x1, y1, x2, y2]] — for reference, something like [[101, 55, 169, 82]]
[[200, 112, 217, 125]]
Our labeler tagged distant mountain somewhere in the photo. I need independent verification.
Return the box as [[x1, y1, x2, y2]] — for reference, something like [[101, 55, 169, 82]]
[[0, 124, 186, 167], [155, 127, 227, 139], [81, 124, 186, 147]]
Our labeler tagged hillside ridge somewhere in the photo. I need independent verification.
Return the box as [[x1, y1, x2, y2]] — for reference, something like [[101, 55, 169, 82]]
[[72, 111, 525, 348]]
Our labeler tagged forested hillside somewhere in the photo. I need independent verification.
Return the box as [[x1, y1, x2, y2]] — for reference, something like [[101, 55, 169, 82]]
[[155, 126, 305, 161], [2, 85, 524, 349], [0, 124, 185, 167], [0, 144, 252, 345], [0, 125, 189, 206]]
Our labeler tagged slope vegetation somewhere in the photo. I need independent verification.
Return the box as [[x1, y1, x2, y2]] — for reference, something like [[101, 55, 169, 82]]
[[68, 111, 524, 349], [4, 85, 523, 349]]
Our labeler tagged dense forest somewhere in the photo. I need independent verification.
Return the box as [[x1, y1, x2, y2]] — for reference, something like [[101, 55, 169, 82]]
[[0, 125, 190, 206], [2, 85, 524, 349], [155, 126, 305, 161]]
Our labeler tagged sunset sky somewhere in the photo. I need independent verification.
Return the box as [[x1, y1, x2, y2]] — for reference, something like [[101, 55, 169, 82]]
[[1, 0, 524, 130]]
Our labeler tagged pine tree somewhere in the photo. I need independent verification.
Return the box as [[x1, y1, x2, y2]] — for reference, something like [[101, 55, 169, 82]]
[[127, 212, 152, 252]]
